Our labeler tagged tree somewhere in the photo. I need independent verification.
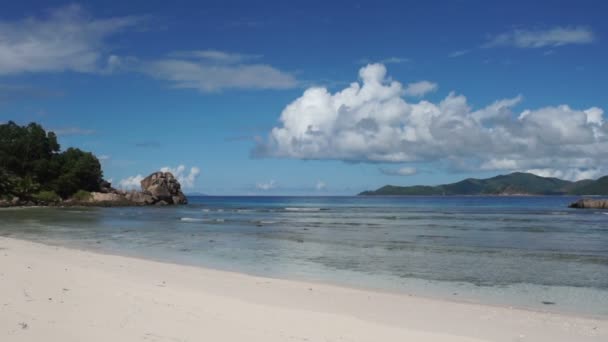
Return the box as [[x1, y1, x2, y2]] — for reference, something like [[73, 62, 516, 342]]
[[52, 148, 103, 198], [0, 122, 103, 200]]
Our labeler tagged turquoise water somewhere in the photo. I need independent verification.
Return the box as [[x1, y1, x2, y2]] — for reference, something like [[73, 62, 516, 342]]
[[1, 196, 607, 316]]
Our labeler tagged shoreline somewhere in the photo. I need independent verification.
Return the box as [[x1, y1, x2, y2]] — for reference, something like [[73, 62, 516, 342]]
[[1, 236, 606, 341], [2, 205, 608, 318], [18, 235, 608, 320]]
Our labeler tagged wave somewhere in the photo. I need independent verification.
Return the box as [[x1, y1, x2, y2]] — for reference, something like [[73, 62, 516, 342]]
[[284, 207, 325, 212], [181, 217, 225, 223], [180, 217, 206, 222], [251, 220, 277, 225]]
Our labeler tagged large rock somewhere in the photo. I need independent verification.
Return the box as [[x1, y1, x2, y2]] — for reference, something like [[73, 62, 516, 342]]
[[140, 172, 188, 205], [569, 199, 608, 209], [63, 172, 189, 206], [90, 192, 128, 203], [124, 190, 155, 205]]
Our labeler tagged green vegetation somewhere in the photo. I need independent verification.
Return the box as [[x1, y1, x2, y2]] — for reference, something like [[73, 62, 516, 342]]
[[359, 172, 608, 196], [32, 191, 61, 204], [72, 190, 92, 202], [0, 121, 103, 204], [568, 176, 608, 195]]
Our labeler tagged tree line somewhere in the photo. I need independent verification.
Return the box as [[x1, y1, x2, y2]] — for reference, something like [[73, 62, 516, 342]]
[[0, 121, 103, 203]]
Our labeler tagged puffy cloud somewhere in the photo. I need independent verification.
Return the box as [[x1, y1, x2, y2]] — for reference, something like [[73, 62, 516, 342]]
[[118, 165, 200, 190], [256, 64, 608, 178], [0, 4, 140, 75], [256, 180, 277, 191], [483, 26, 595, 48], [404, 81, 438, 97], [525, 168, 603, 181], [380, 167, 417, 176], [160, 165, 200, 188], [119, 175, 144, 190], [141, 50, 297, 92]]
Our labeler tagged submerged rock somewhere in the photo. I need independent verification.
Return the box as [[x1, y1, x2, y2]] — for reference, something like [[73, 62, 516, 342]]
[[569, 199, 608, 209]]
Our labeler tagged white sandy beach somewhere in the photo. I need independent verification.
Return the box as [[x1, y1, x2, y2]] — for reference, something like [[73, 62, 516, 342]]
[[0, 236, 606, 342]]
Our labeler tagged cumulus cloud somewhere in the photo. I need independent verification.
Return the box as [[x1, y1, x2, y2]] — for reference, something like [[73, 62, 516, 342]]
[[404, 81, 438, 97], [525, 168, 603, 181], [160, 165, 201, 188], [141, 50, 297, 92], [380, 167, 417, 176], [255, 63, 608, 179], [256, 180, 277, 191], [119, 174, 144, 190], [0, 4, 140, 75], [483, 26, 595, 48]]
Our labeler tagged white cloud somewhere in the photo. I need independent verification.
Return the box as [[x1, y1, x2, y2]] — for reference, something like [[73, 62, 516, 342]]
[[118, 165, 200, 190], [170, 50, 262, 64], [483, 26, 595, 49], [380, 167, 417, 176], [0, 6, 295, 92], [404, 80, 438, 97], [256, 64, 608, 178], [315, 180, 326, 190], [256, 180, 277, 191], [160, 165, 200, 188], [525, 168, 603, 181], [119, 174, 144, 190], [0, 4, 140, 75], [141, 50, 297, 92], [98, 155, 110, 161]]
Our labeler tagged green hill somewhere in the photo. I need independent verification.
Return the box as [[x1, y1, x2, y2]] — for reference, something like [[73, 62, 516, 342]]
[[359, 172, 608, 196]]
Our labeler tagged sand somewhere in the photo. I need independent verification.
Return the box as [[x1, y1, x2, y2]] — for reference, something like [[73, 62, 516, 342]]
[[0, 237, 606, 341]]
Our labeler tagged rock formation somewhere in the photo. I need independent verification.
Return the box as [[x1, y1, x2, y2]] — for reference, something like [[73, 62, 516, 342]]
[[569, 198, 608, 209], [78, 171, 188, 206], [139, 172, 188, 205]]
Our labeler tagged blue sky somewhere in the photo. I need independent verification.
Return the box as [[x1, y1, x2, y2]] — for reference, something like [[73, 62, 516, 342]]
[[1, 0, 607, 195]]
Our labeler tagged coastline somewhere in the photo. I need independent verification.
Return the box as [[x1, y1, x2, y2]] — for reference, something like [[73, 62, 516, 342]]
[[1, 237, 606, 341]]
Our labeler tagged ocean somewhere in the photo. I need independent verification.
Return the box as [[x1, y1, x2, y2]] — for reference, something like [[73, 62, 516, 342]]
[[1, 196, 607, 316]]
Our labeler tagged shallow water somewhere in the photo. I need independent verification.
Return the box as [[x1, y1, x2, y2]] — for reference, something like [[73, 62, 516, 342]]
[[1, 196, 607, 316]]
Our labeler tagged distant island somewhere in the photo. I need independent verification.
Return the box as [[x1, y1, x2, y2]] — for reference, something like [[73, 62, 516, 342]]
[[359, 172, 608, 196], [0, 121, 187, 207]]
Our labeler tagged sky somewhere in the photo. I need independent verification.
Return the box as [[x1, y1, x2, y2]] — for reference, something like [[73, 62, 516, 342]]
[[1, 0, 607, 195]]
